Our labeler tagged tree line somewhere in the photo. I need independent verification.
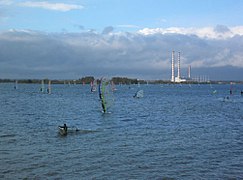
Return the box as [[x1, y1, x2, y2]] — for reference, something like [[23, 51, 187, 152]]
[[0, 77, 242, 85]]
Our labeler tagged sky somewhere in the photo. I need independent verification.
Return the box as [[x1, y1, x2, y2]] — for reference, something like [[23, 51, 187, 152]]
[[0, 0, 243, 80]]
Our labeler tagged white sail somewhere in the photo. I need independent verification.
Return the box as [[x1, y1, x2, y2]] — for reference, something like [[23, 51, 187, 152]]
[[47, 80, 51, 94], [14, 80, 18, 89], [134, 90, 144, 98], [40, 80, 45, 93], [91, 80, 97, 92]]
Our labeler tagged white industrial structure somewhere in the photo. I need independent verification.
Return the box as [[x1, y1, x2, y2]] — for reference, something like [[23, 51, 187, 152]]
[[188, 65, 191, 79], [171, 51, 175, 82], [170, 51, 210, 83], [171, 51, 186, 83]]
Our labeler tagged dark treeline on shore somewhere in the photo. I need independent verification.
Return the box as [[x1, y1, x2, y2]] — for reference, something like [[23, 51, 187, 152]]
[[0, 77, 242, 85], [0, 77, 142, 85]]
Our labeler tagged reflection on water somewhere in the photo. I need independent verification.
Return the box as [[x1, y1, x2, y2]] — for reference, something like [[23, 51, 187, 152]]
[[0, 83, 243, 179]]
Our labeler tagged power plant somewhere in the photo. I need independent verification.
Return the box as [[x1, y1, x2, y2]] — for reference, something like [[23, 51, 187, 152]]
[[170, 51, 209, 83]]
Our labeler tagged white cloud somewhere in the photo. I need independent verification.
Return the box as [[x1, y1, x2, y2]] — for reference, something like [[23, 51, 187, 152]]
[[231, 26, 243, 35], [18, 1, 83, 12], [231, 54, 243, 67], [0, 28, 243, 80], [138, 26, 243, 39]]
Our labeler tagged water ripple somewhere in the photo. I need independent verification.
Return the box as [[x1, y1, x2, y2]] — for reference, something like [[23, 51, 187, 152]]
[[0, 83, 243, 179]]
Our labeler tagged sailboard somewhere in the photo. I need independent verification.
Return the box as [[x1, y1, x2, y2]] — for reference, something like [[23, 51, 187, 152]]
[[98, 77, 114, 113]]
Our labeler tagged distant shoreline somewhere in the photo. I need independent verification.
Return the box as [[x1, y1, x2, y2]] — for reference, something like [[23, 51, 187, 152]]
[[1, 77, 242, 85]]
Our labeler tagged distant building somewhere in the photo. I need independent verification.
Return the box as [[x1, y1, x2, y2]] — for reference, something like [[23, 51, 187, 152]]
[[171, 51, 186, 83]]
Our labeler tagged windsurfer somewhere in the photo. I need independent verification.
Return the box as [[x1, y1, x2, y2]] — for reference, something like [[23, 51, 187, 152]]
[[59, 123, 68, 134], [223, 96, 230, 102]]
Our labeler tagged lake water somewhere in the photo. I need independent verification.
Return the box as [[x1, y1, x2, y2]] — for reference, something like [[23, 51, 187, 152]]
[[0, 83, 243, 179]]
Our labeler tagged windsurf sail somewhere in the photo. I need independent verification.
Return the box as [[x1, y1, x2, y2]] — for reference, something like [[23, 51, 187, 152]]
[[212, 90, 217, 94], [99, 77, 114, 113], [91, 80, 97, 92], [47, 80, 51, 94], [14, 80, 18, 89], [133, 89, 144, 98], [40, 80, 45, 93], [230, 82, 233, 95], [111, 81, 117, 91]]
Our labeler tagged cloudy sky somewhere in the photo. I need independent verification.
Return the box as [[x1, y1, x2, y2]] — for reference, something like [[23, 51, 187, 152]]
[[0, 0, 243, 80]]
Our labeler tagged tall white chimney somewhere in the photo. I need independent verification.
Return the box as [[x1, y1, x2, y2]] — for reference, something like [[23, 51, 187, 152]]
[[171, 51, 175, 82], [177, 52, 180, 80], [188, 65, 191, 79]]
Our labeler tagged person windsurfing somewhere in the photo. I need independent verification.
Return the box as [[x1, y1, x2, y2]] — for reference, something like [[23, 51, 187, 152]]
[[99, 84, 106, 113], [59, 123, 68, 135], [99, 78, 107, 113]]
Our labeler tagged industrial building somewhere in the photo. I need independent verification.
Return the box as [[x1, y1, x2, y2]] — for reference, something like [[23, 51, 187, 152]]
[[171, 51, 187, 83], [170, 51, 210, 83]]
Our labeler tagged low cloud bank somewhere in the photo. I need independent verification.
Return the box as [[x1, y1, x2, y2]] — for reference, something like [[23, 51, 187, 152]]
[[0, 26, 243, 80]]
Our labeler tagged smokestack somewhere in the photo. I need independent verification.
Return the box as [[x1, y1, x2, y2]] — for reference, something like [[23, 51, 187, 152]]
[[171, 51, 175, 82], [177, 52, 180, 79], [188, 65, 191, 79]]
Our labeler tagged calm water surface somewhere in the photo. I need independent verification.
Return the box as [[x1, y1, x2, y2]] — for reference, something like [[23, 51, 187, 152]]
[[0, 83, 243, 179]]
